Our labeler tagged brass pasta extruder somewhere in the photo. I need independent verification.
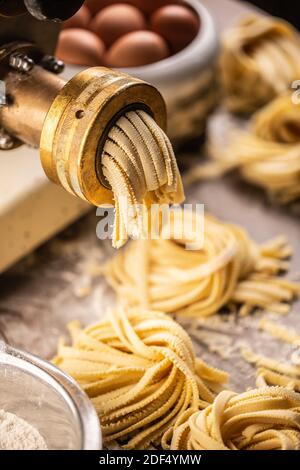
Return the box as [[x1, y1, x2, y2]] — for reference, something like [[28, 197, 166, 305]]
[[0, 0, 167, 206]]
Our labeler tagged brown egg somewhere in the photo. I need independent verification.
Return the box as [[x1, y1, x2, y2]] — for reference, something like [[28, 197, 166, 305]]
[[105, 30, 169, 67], [85, 0, 109, 15], [130, 0, 181, 15], [151, 5, 200, 53], [56, 29, 105, 66], [86, 1, 181, 16], [63, 5, 91, 29], [90, 4, 146, 47]]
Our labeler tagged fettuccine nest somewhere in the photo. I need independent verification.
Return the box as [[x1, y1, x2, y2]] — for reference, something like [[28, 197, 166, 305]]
[[220, 14, 300, 114], [103, 209, 299, 317], [102, 110, 184, 248], [54, 307, 228, 449], [171, 387, 300, 450], [185, 92, 300, 203]]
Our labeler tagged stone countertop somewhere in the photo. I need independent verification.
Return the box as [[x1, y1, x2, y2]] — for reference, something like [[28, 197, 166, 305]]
[[0, 0, 299, 393]]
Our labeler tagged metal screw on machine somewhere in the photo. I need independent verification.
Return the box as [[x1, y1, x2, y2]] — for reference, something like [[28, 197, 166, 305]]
[[9, 52, 34, 73], [0, 128, 15, 150], [40, 55, 64, 74]]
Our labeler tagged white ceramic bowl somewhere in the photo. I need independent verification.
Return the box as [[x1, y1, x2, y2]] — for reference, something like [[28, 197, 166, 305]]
[[0, 342, 101, 450], [63, 1, 219, 143], [120, 1, 218, 94], [122, 0, 220, 143]]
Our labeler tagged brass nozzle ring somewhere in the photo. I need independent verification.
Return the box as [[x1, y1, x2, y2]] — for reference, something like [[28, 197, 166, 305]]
[[40, 67, 167, 206]]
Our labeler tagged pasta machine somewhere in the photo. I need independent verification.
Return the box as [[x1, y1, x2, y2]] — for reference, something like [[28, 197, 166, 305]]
[[0, 0, 166, 272]]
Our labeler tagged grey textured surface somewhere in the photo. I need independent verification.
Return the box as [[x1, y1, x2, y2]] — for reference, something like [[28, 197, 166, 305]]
[[0, 0, 299, 394]]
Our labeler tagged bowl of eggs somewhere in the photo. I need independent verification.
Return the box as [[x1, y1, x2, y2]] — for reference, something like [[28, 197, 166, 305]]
[[57, 0, 219, 144]]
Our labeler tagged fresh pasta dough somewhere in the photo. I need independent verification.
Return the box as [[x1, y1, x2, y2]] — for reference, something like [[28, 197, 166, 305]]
[[242, 348, 300, 392], [103, 209, 299, 317], [54, 307, 228, 449], [102, 110, 184, 248], [171, 387, 300, 450], [220, 15, 300, 114], [192, 93, 300, 203]]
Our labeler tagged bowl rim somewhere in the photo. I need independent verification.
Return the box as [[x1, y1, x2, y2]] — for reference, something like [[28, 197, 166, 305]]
[[0, 342, 102, 450], [119, 0, 219, 82]]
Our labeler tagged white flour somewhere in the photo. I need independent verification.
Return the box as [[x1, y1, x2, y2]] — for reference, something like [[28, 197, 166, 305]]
[[0, 409, 47, 450]]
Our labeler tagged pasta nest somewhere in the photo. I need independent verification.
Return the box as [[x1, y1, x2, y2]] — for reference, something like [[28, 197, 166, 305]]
[[171, 387, 300, 450], [54, 307, 228, 449], [220, 15, 300, 114], [104, 209, 299, 317], [208, 93, 300, 203]]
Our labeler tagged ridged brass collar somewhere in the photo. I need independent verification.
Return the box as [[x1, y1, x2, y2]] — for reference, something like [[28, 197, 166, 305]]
[[40, 67, 167, 206]]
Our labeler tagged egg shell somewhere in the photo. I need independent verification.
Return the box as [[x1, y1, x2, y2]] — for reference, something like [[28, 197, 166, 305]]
[[131, 0, 182, 15], [56, 29, 105, 66], [90, 4, 146, 47], [63, 5, 91, 29], [85, 0, 129, 14], [85, 0, 109, 15], [151, 4, 200, 52], [105, 30, 170, 67], [85, 1, 182, 16]]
